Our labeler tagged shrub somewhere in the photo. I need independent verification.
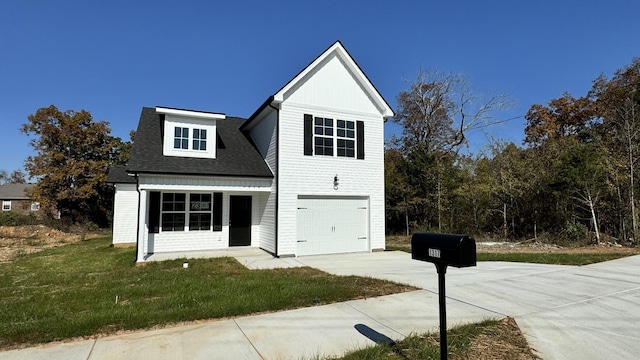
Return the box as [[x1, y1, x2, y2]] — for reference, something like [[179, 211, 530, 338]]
[[0, 212, 40, 226]]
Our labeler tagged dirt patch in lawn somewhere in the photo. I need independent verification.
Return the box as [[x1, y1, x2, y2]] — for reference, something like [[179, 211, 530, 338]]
[[460, 317, 541, 360], [0, 225, 102, 263]]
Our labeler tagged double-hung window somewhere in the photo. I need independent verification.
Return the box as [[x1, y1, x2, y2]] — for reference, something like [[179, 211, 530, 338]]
[[192, 129, 207, 151], [161, 193, 186, 231], [314, 117, 334, 156], [151, 192, 222, 233], [189, 193, 211, 231], [174, 127, 189, 149], [173, 127, 207, 151], [336, 120, 355, 157], [304, 114, 364, 159], [2, 201, 10, 211]]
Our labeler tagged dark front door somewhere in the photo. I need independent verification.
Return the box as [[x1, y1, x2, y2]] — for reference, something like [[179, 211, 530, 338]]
[[229, 195, 252, 246]]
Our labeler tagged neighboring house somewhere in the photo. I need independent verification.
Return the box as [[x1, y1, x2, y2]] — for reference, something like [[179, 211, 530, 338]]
[[108, 41, 394, 262], [0, 183, 40, 215]]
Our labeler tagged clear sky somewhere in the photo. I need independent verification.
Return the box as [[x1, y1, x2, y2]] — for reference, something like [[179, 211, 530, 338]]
[[1, 0, 638, 175]]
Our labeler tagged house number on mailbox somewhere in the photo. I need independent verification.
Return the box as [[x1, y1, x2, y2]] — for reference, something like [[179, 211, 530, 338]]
[[429, 248, 441, 258]]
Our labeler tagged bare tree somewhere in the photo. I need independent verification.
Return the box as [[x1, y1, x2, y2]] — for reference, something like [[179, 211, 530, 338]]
[[392, 70, 511, 231]]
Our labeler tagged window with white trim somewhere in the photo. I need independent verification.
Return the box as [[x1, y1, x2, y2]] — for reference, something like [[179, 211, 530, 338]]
[[155, 192, 221, 232], [188, 193, 211, 231], [173, 127, 208, 151], [305, 115, 362, 158], [161, 193, 186, 231], [31, 202, 40, 211], [336, 120, 355, 157], [174, 127, 189, 149], [2, 200, 10, 211], [192, 129, 207, 151], [314, 117, 333, 156]]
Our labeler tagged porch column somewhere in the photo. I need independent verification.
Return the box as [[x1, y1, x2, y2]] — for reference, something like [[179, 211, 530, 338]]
[[136, 189, 147, 263]]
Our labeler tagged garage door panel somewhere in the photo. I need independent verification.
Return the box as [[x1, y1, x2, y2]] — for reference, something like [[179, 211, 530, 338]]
[[296, 197, 368, 256]]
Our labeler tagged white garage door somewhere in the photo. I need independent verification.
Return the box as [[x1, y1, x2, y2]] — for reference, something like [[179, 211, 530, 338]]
[[296, 197, 369, 256]]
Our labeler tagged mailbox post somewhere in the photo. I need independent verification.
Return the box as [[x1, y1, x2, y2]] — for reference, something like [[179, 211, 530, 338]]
[[411, 232, 476, 360]]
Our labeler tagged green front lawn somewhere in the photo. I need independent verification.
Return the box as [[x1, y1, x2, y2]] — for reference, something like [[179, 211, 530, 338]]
[[476, 252, 630, 265], [0, 237, 412, 348], [388, 245, 635, 265]]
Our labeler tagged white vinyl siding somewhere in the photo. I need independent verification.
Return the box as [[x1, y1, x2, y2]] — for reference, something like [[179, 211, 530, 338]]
[[282, 53, 382, 115], [112, 184, 138, 245], [276, 103, 385, 256], [246, 110, 278, 254]]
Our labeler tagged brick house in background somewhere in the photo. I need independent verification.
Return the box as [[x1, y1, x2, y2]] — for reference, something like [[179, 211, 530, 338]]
[[0, 183, 40, 215]]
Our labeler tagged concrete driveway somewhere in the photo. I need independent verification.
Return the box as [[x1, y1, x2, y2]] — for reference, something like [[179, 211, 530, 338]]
[[290, 251, 640, 359], [2, 251, 639, 359]]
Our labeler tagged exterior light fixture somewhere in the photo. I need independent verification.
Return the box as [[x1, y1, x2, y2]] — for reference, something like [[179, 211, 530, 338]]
[[334, 175, 339, 190]]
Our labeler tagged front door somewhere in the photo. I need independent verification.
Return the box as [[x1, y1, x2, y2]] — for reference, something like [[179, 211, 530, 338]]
[[229, 195, 252, 246]]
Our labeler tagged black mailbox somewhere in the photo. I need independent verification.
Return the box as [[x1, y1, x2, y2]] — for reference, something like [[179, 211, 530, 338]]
[[411, 232, 476, 268]]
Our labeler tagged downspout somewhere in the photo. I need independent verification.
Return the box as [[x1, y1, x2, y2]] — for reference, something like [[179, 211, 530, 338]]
[[134, 173, 140, 263], [268, 102, 280, 257]]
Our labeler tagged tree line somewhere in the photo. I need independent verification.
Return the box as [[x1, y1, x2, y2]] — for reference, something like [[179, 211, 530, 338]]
[[386, 59, 640, 245]]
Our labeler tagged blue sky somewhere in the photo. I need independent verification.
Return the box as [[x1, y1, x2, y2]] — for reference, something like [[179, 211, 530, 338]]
[[1, 0, 638, 175]]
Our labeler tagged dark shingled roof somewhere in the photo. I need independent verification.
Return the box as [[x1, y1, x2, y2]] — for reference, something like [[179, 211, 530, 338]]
[[107, 166, 136, 184], [0, 183, 33, 200], [126, 107, 273, 178]]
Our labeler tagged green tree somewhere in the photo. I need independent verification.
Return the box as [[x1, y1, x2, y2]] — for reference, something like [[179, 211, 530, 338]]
[[590, 59, 640, 243], [552, 141, 611, 244], [21, 105, 124, 226]]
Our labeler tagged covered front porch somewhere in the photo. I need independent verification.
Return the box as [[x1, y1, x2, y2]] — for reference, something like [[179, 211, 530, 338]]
[[135, 174, 274, 262]]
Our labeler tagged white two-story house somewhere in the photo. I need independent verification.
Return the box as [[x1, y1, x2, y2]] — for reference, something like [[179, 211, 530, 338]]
[[108, 41, 394, 262]]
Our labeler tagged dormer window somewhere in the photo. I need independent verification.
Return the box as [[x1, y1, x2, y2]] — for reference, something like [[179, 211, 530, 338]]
[[174, 127, 189, 149], [158, 107, 224, 159], [173, 127, 207, 151], [192, 129, 207, 151]]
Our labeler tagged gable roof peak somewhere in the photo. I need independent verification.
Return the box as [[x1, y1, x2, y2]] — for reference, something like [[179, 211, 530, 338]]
[[272, 40, 393, 118]]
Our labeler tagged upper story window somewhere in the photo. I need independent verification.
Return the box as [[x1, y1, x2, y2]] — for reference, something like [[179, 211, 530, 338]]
[[336, 120, 355, 157], [304, 114, 364, 159], [192, 129, 207, 151], [314, 117, 333, 156], [158, 107, 223, 159], [174, 127, 189, 149]]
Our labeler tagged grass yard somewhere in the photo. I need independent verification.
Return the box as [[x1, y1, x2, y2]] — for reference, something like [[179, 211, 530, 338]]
[[387, 236, 640, 266], [329, 317, 537, 360], [0, 236, 413, 348], [476, 252, 630, 265]]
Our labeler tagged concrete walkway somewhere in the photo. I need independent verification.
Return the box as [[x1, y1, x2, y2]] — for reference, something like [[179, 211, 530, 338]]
[[2, 251, 640, 359]]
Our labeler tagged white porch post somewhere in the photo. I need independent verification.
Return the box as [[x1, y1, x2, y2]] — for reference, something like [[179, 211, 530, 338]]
[[136, 189, 147, 262]]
